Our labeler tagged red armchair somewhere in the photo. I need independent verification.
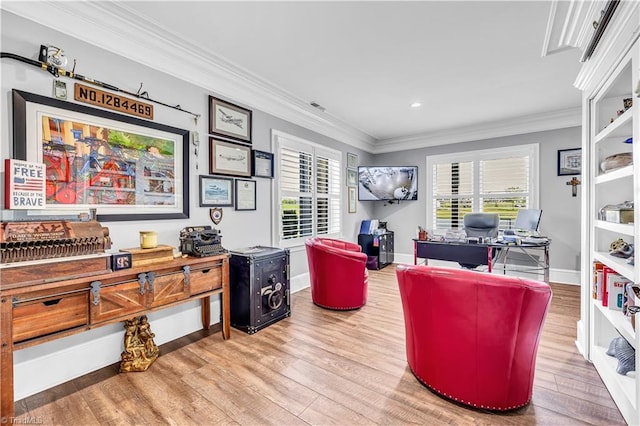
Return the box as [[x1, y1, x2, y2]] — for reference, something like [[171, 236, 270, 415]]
[[396, 264, 552, 410], [305, 237, 368, 310]]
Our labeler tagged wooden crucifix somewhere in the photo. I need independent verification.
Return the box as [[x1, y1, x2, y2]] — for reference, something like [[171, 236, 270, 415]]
[[566, 177, 581, 197]]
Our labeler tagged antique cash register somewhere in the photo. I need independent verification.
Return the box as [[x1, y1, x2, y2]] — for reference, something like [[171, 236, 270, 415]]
[[0, 218, 112, 263]]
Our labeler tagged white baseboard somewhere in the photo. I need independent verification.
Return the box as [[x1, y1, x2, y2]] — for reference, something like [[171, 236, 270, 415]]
[[575, 319, 589, 359], [393, 253, 580, 285], [13, 297, 221, 400], [291, 272, 310, 293]]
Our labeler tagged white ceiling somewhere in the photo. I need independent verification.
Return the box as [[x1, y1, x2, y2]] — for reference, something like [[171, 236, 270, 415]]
[[120, 1, 584, 139], [2, 1, 589, 151]]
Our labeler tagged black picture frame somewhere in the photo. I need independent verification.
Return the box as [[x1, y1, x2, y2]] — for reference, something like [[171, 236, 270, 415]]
[[557, 148, 582, 176], [12, 89, 190, 222], [199, 175, 234, 207], [209, 96, 252, 144], [234, 178, 257, 211], [251, 149, 274, 178]]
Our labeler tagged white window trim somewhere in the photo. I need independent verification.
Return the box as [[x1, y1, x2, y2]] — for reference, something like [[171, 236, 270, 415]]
[[425, 143, 539, 230], [271, 129, 342, 248]]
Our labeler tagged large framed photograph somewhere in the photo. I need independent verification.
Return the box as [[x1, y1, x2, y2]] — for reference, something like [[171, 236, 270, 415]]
[[557, 148, 582, 176], [209, 96, 252, 144], [252, 149, 274, 178], [199, 175, 234, 207], [235, 178, 257, 211], [12, 89, 189, 221], [209, 137, 252, 177]]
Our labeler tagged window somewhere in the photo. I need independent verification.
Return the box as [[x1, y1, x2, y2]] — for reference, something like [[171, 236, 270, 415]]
[[273, 131, 341, 247], [426, 144, 539, 231]]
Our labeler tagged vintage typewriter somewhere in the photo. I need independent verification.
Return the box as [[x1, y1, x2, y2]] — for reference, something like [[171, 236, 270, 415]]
[[0, 219, 111, 264], [179, 226, 227, 257]]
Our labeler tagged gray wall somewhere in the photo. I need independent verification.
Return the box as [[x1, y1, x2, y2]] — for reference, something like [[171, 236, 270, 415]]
[[0, 10, 374, 284], [0, 11, 375, 399], [368, 127, 582, 272], [0, 10, 580, 400]]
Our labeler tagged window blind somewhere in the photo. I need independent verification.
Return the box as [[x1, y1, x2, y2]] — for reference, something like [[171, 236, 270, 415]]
[[427, 144, 538, 231], [275, 133, 342, 246]]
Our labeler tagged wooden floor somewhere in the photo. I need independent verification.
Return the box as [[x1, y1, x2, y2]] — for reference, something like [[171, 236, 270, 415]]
[[16, 265, 626, 425]]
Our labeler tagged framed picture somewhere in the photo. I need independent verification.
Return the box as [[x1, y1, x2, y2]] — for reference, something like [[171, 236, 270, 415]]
[[209, 96, 252, 144], [209, 137, 252, 177], [199, 175, 234, 207], [252, 149, 274, 178], [557, 148, 582, 176], [235, 178, 257, 211], [348, 186, 357, 213], [347, 152, 358, 168], [12, 89, 189, 222], [346, 168, 358, 187]]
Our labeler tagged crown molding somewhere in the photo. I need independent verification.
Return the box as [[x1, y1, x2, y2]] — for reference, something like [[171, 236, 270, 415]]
[[1, 1, 377, 153], [373, 107, 582, 154], [0, 2, 584, 155]]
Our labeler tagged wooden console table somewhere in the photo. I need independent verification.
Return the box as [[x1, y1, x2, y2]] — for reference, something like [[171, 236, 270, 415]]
[[0, 253, 230, 421]]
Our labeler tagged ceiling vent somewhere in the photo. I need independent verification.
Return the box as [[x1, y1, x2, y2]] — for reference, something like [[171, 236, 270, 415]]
[[310, 101, 326, 112]]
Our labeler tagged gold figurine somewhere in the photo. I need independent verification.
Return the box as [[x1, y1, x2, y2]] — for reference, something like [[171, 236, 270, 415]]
[[119, 315, 160, 372]]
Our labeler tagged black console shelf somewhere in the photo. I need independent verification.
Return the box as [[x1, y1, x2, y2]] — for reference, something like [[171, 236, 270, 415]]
[[358, 231, 394, 270]]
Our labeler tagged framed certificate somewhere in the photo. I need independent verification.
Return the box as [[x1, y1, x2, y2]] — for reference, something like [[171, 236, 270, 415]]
[[235, 178, 256, 211], [251, 149, 274, 178]]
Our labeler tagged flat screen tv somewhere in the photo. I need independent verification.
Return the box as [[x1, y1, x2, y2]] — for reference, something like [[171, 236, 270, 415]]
[[357, 166, 418, 201]]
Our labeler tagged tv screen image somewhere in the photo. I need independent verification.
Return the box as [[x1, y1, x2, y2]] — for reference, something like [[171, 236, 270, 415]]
[[358, 166, 418, 201]]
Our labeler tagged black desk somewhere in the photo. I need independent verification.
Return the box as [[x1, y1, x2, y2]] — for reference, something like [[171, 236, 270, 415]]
[[413, 239, 550, 283]]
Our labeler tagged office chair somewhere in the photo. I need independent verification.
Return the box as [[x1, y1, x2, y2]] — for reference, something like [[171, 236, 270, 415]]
[[463, 213, 500, 238], [460, 213, 500, 269]]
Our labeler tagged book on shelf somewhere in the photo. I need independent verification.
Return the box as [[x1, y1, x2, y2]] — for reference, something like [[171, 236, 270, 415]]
[[593, 261, 604, 301], [602, 266, 617, 307], [608, 274, 631, 311], [359, 220, 372, 235], [359, 219, 379, 235]]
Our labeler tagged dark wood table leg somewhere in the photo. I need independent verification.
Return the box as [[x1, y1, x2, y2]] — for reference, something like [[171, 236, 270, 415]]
[[201, 296, 211, 330], [221, 259, 230, 339]]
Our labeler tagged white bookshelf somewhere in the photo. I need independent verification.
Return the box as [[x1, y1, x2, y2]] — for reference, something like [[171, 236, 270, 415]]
[[580, 17, 640, 424]]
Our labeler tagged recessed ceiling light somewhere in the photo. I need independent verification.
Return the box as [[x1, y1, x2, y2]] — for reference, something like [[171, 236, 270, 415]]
[[410, 102, 422, 108]]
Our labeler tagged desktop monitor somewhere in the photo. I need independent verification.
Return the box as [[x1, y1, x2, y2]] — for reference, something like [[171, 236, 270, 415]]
[[514, 209, 542, 232]]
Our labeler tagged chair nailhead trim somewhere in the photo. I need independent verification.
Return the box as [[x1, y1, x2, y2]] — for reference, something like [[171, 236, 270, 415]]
[[314, 302, 365, 310], [410, 368, 530, 411]]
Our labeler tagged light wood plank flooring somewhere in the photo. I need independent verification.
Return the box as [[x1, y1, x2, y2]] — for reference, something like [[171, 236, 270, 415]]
[[16, 265, 626, 425]]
